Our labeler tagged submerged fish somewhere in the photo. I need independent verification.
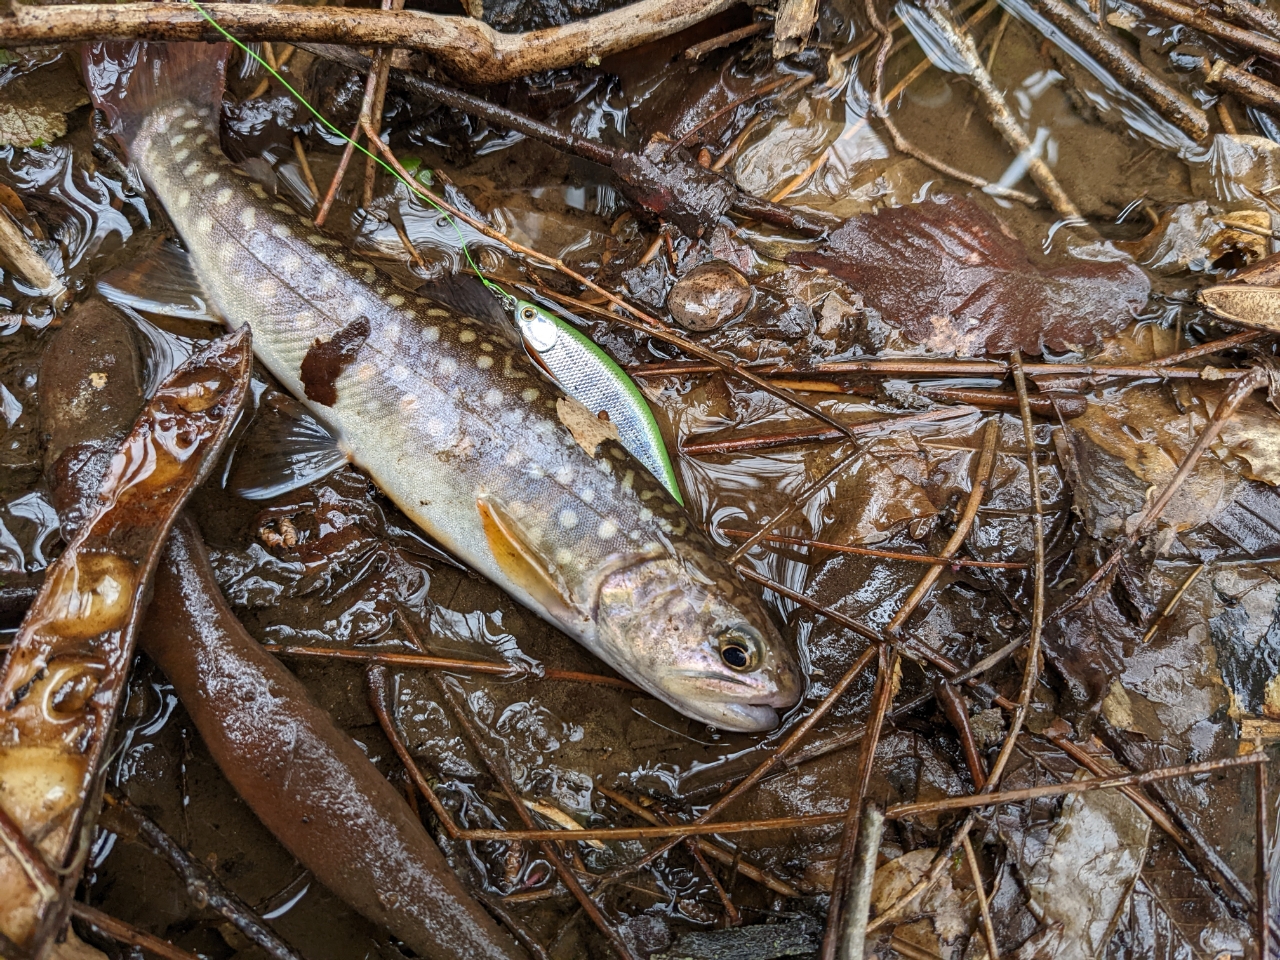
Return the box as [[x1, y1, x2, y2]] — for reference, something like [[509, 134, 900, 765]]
[[84, 41, 802, 731], [514, 299, 683, 503]]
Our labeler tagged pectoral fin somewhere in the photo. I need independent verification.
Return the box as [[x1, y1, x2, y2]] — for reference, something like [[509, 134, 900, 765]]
[[477, 498, 580, 624]]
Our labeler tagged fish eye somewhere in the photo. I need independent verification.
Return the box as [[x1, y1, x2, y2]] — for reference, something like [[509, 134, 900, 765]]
[[718, 628, 759, 671], [518, 304, 539, 323]]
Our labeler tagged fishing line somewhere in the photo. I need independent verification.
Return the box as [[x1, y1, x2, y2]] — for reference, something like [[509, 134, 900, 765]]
[[183, 0, 513, 306]]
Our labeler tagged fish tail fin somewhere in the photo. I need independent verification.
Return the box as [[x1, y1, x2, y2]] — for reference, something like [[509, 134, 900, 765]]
[[82, 41, 229, 152]]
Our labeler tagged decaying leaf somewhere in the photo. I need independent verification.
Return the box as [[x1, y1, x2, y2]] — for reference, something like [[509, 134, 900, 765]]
[[0, 103, 65, 148], [788, 194, 1151, 355], [871, 848, 970, 954], [0, 53, 89, 149], [556, 395, 619, 456], [1022, 773, 1151, 960]]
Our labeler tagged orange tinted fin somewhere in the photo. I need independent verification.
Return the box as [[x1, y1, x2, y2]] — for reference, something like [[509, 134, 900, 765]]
[[476, 499, 578, 622]]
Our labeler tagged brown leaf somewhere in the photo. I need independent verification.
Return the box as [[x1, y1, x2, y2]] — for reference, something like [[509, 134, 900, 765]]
[[788, 195, 1150, 355]]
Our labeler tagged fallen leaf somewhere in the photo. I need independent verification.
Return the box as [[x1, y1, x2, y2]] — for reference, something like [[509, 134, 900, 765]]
[[557, 396, 619, 457], [788, 194, 1151, 355], [0, 103, 66, 148]]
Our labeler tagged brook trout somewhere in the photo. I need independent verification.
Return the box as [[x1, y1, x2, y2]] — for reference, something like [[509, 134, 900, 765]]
[[84, 41, 801, 731]]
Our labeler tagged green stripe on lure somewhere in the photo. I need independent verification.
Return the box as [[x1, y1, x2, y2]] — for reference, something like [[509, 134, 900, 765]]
[[515, 300, 684, 505]]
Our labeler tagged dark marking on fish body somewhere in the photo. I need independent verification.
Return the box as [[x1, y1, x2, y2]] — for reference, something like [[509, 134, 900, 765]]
[[301, 317, 370, 406]]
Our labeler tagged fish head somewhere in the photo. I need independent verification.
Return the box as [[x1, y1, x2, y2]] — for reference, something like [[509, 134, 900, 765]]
[[594, 546, 803, 733]]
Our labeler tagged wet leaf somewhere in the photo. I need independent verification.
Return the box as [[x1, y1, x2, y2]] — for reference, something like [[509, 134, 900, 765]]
[[0, 102, 65, 148], [1022, 772, 1151, 960], [788, 195, 1150, 355]]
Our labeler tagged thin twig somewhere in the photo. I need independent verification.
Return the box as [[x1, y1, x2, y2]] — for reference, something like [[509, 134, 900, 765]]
[[961, 836, 1000, 960], [365, 663, 462, 840], [1258, 753, 1272, 960], [923, 0, 1083, 219], [98, 798, 306, 960], [1141, 563, 1205, 642], [1060, 366, 1268, 615], [681, 405, 979, 455], [71, 903, 204, 960], [291, 134, 320, 204], [595, 786, 801, 898], [446, 753, 1267, 840], [886, 418, 1001, 635], [0, 804, 58, 901], [720, 528, 1026, 568], [264, 643, 640, 690], [821, 645, 898, 960], [838, 804, 884, 960]]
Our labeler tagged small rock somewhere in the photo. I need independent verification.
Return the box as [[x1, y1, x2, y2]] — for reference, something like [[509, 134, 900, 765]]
[[666, 261, 752, 331]]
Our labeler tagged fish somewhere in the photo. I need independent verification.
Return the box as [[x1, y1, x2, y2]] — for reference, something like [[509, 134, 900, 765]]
[[514, 299, 683, 503], [83, 41, 802, 732]]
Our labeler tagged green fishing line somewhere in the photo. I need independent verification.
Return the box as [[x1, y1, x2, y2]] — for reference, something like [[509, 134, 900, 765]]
[[183, 0, 511, 304]]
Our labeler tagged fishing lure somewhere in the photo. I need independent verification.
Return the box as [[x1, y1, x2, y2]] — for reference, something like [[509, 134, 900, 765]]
[[514, 300, 683, 504]]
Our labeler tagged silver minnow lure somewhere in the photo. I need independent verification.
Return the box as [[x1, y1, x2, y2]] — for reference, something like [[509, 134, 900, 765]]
[[84, 40, 802, 733], [514, 300, 682, 504]]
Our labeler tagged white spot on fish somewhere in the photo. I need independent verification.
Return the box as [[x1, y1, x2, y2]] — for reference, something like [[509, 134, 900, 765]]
[[480, 342, 494, 352], [484, 389, 503, 406], [639, 508, 653, 522], [202, 172, 219, 186], [387, 294, 405, 307], [215, 187, 233, 205], [555, 466, 573, 484], [239, 207, 256, 229], [459, 330, 476, 343], [521, 388, 539, 402], [400, 394, 419, 412], [183, 161, 200, 177], [356, 363, 376, 382], [177, 190, 191, 209], [385, 322, 401, 341], [477, 356, 494, 369], [598, 519, 617, 539], [555, 549, 573, 566], [250, 182, 267, 199], [621, 470, 634, 490], [195, 215, 213, 236], [528, 463, 545, 479], [392, 364, 410, 381], [195, 133, 209, 145], [505, 449, 523, 466], [272, 223, 291, 238], [424, 327, 440, 342], [170, 134, 186, 147], [559, 509, 578, 529], [258, 278, 278, 298], [307, 234, 325, 247], [182, 118, 200, 130], [296, 311, 316, 327], [173, 148, 190, 163], [438, 358, 457, 376], [280, 253, 302, 275], [580, 488, 595, 504], [428, 309, 449, 318], [273, 203, 293, 214], [426, 417, 446, 437]]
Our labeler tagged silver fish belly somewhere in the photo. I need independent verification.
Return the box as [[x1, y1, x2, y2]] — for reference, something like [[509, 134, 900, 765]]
[[129, 100, 801, 731]]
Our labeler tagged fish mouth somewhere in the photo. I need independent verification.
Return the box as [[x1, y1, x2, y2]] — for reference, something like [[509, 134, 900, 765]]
[[700, 701, 782, 733]]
